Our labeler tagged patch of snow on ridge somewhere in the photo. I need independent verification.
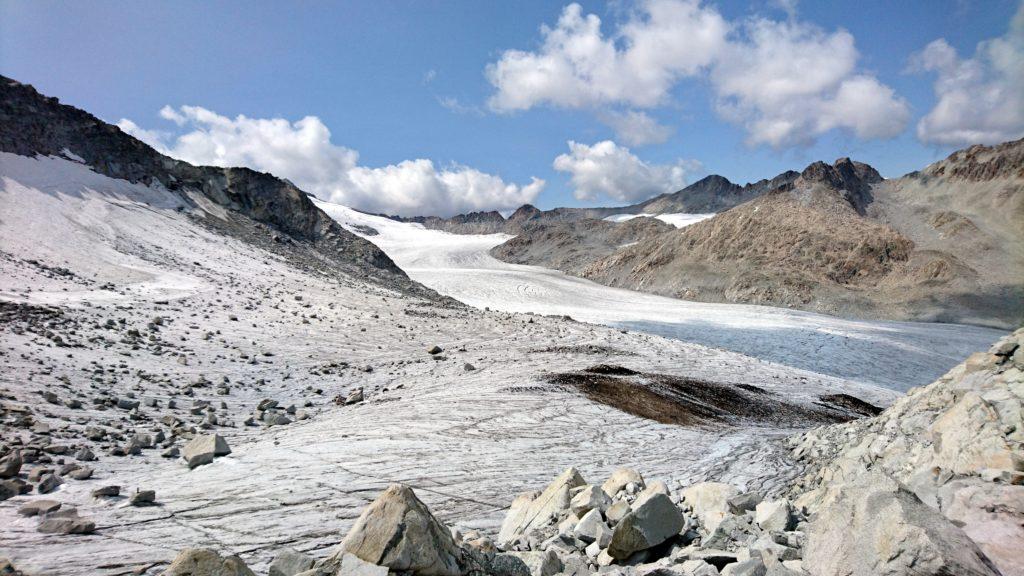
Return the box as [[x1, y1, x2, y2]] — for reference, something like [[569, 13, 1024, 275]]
[[604, 212, 716, 228], [315, 198, 1002, 392]]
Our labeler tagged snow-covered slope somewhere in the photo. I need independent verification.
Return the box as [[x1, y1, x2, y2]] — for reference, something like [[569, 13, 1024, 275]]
[[603, 212, 716, 228], [318, 200, 1003, 392]]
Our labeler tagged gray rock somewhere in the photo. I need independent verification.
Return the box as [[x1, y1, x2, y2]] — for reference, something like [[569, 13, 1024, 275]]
[[269, 550, 315, 576], [129, 489, 156, 506], [182, 434, 231, 469], [344, 388, 364, 405], [571, 484, 612, 516], [727, 492, 763, 515], [489, 553, 532, 576], [608, 493, 685, 559], [0, 452, 22, 478], [575, 508, 612, 546], [506, 550, 563, 576], [606, 499, 631, 525], [37, 515, 95, 535], [330, 484, 461, 576], [602, 468, 645, 497], [754, 500, 793, 533], [498, 467, 586, 546], [18, 499, 61, 516], [721, 558, 766, 576], [804, 472, 1001, 576], [163, 548, 255, 576], [37, 473, 62, 494], [92, 485, 120, 498], [681, 482, 739, 534]]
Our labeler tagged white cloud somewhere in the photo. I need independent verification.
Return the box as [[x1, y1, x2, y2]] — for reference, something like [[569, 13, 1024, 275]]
[[553, 140, 697, 202], [485, 0, 909, 147], [118, 106, 543, 217], [485, 0, 727, 111], [599, 110, 674, 146], [913, 4, 1024, 146], [711, 18, 910, 146]]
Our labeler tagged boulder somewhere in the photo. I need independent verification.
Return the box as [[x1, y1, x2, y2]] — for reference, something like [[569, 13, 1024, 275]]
[[574, 508, 612, 545], [182, 434, 231, 469], [163, 548, 255, 576], [608, 493, 685, 559], [497, 467, 586, 546], [727, 492, 763, 515], [804, 472, 1001, 576], [681, 482, 739, 534], [754, 499, 793, 532], [37, 509, 95, 535], [269, 550, 315, 576], [488, 554, 531, 576], [345, 388, 364, 405], [0, 452, 22, 478], [506, 550, 562, 576], [570, 484, 611, 516], [606, 499, 631, 524], [330, 484, 461, 576], [18, 499, 61, 517], [602, 468, 645, 496]]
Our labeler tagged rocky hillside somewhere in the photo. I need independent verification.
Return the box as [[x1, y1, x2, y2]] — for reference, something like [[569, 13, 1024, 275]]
[[0, 76, 419, 294], [24, 329, 1014, 576], [493, 217, 673, 276], [493, 148, 1024, 329], [394, 172, 799, 235]]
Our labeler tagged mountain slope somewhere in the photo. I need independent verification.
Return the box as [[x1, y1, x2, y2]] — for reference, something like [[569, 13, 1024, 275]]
[[493, 150, 1024, 328], [0, 75, 416, 292]]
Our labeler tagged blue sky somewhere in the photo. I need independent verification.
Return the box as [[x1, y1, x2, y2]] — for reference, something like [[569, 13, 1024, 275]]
[[2, 0, 1022, 216]]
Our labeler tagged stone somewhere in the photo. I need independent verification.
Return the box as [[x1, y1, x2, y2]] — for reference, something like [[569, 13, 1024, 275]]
[[570, 484, 612, 516], [488, 554, 531, 576], [681, 482, 739, 534], [0, 452, 22, 478], [37, 473, 62, 494], [506, 550, 563, 576], [269, 550, 315, 576], [498, 467, 586, 546], [37, 514, 95, 535], [574, 508, 611, 545], [130, 489, 156, 506], [606, 499, 631, 524], [345, 388, 364, 405], [804, 472, 1001, 576], [331, 484, 461, 576], [602, 468, 645, 497], [69, 467, 93, 480], [163, 548, 255, 576], [607, 493, 685, 559], [92, 485, 120, 498], [754, 500, 793, 532], [427, 345, 443, 355], [727, 492, 763, 515], [182, 434, 231, 469], [18, 499, 61, 516]]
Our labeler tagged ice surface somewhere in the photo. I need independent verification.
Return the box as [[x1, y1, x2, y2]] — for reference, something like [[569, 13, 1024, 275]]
[[318, 200, 1003, 392], [603, 212, 716, 228]]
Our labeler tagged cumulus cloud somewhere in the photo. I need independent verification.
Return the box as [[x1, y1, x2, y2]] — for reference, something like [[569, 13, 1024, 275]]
[[485, 0, 727, 111], [711, 18, 910, 147], [553, 140, 697, 202], [486, 0, 909, 147], [912, 4, 1024, 146], [598, 110, 674, 146], [117, 106, 543, 217]]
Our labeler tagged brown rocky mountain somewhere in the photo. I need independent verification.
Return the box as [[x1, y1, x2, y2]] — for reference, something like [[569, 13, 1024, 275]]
[[493, 145, 1024, 329]]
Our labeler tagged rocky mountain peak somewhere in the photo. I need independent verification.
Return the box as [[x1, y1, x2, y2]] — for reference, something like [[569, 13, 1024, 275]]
[[796, 157, 882, 214], [923, 137, 1024, 181], [507, 204, 543, 222]]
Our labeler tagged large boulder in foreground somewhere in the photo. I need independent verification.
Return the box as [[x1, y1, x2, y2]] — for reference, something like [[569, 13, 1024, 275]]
[[804, 472, 1001, 576], [162, 548, 255, 576], [497, 467, 586, 546], [328, 484, 461, 576], [607, 492, 684, 559]]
